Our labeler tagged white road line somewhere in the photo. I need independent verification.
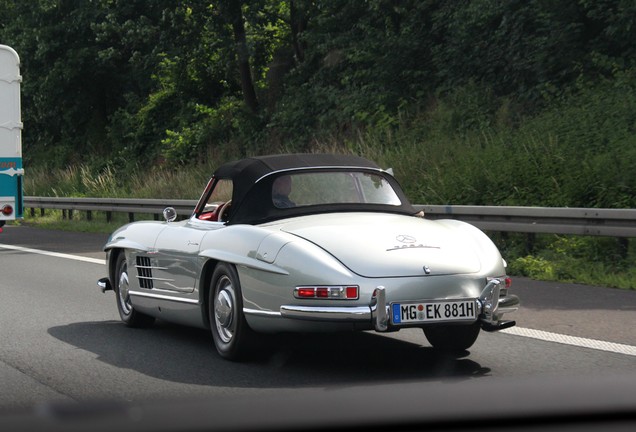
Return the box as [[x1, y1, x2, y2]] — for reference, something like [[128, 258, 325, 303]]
[[0, 243, 106, 265], [502, 326, 636, 357]]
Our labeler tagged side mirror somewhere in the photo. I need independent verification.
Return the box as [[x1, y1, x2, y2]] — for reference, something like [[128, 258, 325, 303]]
[[163, 207, 177, 222]]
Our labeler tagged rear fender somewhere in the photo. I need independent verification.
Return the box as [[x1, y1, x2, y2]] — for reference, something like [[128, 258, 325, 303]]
[[198, 249, 289, 276]]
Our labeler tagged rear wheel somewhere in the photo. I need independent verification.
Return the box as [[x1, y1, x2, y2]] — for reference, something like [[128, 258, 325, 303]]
[[114, 252, 155, 327], [423, 322, 481, 352], [209, 263, 255, 361]]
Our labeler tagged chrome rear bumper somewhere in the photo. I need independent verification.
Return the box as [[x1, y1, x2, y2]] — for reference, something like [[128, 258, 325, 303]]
[[279, 305, 372, 321], [280, 279, 520, 332]]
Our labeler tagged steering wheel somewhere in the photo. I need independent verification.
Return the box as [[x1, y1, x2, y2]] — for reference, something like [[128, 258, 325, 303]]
[[217, 200, 232, 222]]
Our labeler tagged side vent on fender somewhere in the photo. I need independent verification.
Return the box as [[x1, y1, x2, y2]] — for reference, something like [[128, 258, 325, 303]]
[[136, 256, 154, 289]]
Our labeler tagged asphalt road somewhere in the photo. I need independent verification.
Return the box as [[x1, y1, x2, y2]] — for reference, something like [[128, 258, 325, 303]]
[[1, 225, 635, 431]]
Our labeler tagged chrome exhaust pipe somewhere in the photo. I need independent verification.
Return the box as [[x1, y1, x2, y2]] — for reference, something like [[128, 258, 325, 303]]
[[97, 277, 112, 293]]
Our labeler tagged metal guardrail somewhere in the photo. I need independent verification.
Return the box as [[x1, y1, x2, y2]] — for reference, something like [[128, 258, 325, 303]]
[[415, 205, 636, 238], [24, 196, 196, 223], [23, 196, 636, 237]]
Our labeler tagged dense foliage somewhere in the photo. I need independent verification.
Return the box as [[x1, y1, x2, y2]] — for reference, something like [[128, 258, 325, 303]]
[[1, 1, 634, 180]]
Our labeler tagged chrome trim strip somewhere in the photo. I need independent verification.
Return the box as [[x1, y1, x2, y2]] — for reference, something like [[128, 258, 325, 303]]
[[135, 265, 169, 270], [128, 290, 199, 304], [280, 305, 372, 322], [243, 308, 281, 318], [135, 276, 174, 282]]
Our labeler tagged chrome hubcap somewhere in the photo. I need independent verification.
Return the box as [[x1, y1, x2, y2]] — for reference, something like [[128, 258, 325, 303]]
[[118, 262, 132, 315], [214, 276, 235, 344]]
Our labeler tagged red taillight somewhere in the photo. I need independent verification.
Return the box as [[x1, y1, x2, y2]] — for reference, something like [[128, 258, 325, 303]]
[[316, 287, 329, 298], [296, 288, 316, 298], [1, 205, 13, 216], [488, 276, 512, 289], [294, 285, 359, 300]]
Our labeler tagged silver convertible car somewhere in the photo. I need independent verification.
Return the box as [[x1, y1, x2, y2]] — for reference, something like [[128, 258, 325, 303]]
[[98, 153, 519, 360]]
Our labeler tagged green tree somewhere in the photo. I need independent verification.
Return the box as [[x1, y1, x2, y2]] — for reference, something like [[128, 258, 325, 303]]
[[2, 0, 635, 171]]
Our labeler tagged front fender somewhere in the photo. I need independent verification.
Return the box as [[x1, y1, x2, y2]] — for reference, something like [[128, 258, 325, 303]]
[[103, 221, 167, 252], [104, 237, 150, 253]]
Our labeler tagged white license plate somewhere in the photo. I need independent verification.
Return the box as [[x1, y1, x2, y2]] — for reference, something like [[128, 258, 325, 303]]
[[391, 299, 477, 325]]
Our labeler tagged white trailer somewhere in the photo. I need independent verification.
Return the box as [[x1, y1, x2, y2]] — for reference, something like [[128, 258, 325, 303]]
[[0, 44, 23, 230]]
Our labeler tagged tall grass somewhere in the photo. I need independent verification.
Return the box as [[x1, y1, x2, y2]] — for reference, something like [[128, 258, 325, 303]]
[[25, 163, 211, 199]]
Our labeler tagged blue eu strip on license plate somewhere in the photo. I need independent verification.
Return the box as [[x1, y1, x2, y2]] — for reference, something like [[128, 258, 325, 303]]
[[392, 300, 477, 324]]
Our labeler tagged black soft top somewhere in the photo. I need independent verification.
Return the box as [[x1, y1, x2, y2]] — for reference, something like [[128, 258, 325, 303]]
[[214, 153, 380, 182], [209, 153, 416, 224]]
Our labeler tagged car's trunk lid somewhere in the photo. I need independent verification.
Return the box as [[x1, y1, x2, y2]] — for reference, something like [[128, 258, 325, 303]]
[[278, 213, 481, 277]]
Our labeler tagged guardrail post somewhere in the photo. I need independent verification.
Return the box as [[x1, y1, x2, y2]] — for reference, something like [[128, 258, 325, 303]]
[[87, 210, 92, 221], [128, 213, 134, 223], [618, 237, 629, 259], [106, 211, 112, 223], [525, 232, 536, 255]]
